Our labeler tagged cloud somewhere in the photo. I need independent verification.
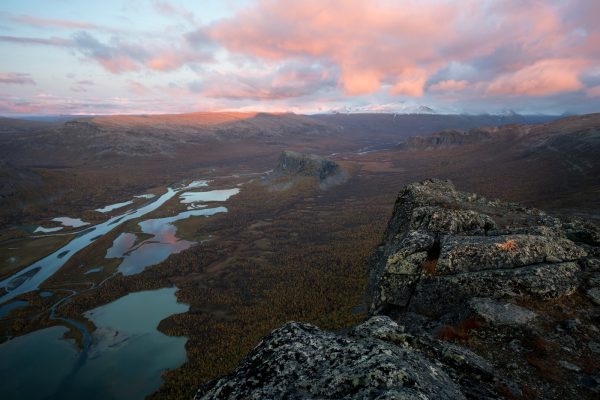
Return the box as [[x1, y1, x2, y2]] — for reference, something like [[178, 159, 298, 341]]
[[486, 59, 585, 96], [1, 28, 213, 74], [70, 31, 212, 73], [207, 0, 456, 96], [0, 93, 199, 116], [153, 1, 196, 24], [10, 14, 101, 30], [587, 86, 600, 97], [128, 81, 152, 96], [428, 80, 469, 93], [191, 62, 337, 100], [204, 0, 600, 101], [2, 1, 600, 114], [0, 72, 35, 85], [0, 35, 72, 46]]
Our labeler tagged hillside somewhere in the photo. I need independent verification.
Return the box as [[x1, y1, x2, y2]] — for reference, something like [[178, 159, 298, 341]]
[[268, 150, 349, 190], [195, 179, 600, 399]]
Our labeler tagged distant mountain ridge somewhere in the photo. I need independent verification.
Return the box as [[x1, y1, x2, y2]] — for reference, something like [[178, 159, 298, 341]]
[[396, 112, 600, 151]]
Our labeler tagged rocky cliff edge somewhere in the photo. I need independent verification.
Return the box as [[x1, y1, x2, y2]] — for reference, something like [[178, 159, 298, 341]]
[[196, 179, 600, 399]]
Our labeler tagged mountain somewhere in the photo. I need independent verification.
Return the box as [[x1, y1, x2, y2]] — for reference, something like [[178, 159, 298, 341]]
[[312, 113, 556, 138], [269, 150, 349, 189], [396, 127, 500, 149], [195, 179, 600, 399], [383, 113, 600, 219], [396, 113, 600, 151], [0, 111, 585, 229], [412, 105, 436, 114]]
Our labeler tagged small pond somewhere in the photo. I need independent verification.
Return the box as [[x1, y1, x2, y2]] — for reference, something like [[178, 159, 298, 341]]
[[0, 287, 188, 400]]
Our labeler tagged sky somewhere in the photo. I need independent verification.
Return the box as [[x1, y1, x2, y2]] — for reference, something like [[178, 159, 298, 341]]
[[1, 0, 600, 116]]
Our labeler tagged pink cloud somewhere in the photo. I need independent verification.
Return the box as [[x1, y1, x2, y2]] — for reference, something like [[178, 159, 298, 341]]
[[187, 62, 337, 100], [10, 14, 101, 30], [341, 69, 380, 95], [206, 0, 600, 99], [429, 80, 469, 93], [389, 70, 428, 96], [128, 81, 152, 96], [208, 0, 456, 96], [70, 31, 212, 74], [2, 0, 600, 113], [587, 86, 600, 97], [0, 72, 35, 85], [486, 59, 585, 96], [145, 52, 202, 71], [97, 57, 139, 73]]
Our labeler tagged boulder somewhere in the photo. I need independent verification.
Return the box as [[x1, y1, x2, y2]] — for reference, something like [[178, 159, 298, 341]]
[[367, 179, 587, 315], [195, 317, 501, 400], [468, 297, 537, 326]]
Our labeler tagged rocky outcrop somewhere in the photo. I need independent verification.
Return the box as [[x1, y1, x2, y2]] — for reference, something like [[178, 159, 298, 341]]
[[367, 179, 590, 315], [270, 150, 348, 189], [196, 179, 600, 399], [196, 317, 499, 400]]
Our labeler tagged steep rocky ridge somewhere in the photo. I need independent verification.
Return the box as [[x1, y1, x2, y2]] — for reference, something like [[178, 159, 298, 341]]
[[268, 150, 349, 190], [195, 179, 600, 399]]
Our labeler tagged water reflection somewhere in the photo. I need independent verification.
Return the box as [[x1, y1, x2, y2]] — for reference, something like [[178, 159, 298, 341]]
[[95, 200, 134, 213], [0, 288, 188, 400], [52, 217, 89, 228], [0, 188, 179, 303], [108, 207, 227, 276], [179, 188, 240, 204], [0, 299, 28, 318]]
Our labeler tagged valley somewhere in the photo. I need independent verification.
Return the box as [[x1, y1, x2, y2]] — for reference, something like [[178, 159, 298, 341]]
[[0, 112, 599, 399]]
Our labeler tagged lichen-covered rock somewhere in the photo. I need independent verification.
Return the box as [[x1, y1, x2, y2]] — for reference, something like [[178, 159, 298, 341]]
[[587, 287, 600, 305], [195, 321, 469, 400], [436, 235, 585, 274], [368, 179, 588, 315], [468, 297, 537, 326], [409, 262, 581, 314]]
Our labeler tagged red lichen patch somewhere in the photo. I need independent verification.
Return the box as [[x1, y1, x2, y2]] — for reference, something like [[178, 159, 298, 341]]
[[421, 258, 438, 275], [496, 239, 518, 251]]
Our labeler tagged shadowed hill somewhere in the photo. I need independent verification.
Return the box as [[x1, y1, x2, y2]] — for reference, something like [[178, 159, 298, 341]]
[[267, 150, 349, 190]]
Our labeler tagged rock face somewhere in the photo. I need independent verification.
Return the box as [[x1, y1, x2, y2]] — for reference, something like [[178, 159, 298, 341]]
[[196, 317, 497, 400], [367, 179, 588, 315], [271, 150, 348, 189], [196, 179, 600, 400]]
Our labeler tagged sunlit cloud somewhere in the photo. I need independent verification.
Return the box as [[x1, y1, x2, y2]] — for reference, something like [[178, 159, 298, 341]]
[[428, 80, 469, 93], [485, 59, 586, 96], [1, 0, 599, 115], [128, 81, 152, 96]]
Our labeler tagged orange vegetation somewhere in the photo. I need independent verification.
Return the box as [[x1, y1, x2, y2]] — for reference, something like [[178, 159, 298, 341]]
[[496, 239, 518, 251]]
